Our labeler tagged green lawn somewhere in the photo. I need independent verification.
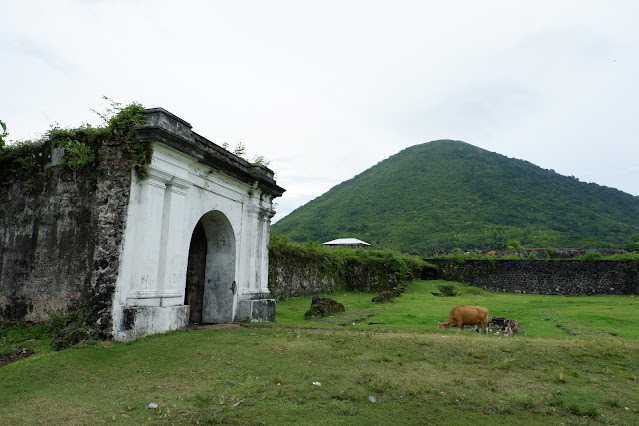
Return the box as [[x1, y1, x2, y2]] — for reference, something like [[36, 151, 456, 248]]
[[275, 280, 639, 339], [1, 280, 639, 425]]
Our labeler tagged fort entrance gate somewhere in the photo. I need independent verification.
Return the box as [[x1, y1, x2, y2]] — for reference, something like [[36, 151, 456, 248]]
[[112, 109, 284, 340]]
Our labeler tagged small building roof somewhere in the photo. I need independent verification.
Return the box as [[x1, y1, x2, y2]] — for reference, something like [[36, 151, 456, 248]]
[[323, 238, 370, 246]]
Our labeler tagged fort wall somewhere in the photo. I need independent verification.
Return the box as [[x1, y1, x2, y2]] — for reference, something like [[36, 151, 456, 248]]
[[268, 251, 402, 299], [0, 141, 133, 337], [427, 259, 639, 295]]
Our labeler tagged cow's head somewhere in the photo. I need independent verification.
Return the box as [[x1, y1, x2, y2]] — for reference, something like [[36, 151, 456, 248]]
[[438, 322, 450, 329]]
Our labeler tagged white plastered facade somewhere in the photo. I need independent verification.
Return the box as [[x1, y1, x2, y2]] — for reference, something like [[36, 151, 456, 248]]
[[112, 112, 280, 341]]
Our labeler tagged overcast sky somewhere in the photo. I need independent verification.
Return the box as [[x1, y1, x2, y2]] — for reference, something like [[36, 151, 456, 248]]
[[2, 1, 638, 221]]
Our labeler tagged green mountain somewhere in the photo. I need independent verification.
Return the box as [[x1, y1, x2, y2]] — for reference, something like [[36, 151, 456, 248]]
[[273, 140, 639, 253]]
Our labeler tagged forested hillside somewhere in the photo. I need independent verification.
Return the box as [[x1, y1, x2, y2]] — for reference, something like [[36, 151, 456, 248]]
[[273, 140, 639, 253]]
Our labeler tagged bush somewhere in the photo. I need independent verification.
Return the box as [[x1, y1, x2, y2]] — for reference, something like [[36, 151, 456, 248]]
[[501, 254, 524, 260], [507, 239, 523, 250], [545, 249, 560, 259], [579, 251, 603, 261], [625, 243, 639, 252], [45, 310, 70, 331], [0, 119, 8, 148], [107, 102, 145, 135], [57, 139, 95, 169], [1, 99, 147, 183]]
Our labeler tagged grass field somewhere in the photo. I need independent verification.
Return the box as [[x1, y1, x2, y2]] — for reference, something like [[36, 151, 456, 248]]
[[274, 280, 639, 340], [1, 280, 639, 425]]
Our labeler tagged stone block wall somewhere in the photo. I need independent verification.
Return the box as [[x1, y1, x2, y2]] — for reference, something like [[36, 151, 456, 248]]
[[268, 251, 341, 299], [0, 139, 133, 337], [431, 248, 628, 259], [268, 250, 401, 299], [342, 258, 402, 293], [429, 259, 639, 295], [0, 169, 94, 320], [2, 108, 286, 342]]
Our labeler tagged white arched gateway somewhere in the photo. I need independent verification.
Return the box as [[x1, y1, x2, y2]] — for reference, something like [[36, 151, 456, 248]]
[[112, 108, 284, 341]]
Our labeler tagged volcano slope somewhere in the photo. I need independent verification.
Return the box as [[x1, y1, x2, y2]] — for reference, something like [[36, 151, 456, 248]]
[[273, 140, 639, 253]]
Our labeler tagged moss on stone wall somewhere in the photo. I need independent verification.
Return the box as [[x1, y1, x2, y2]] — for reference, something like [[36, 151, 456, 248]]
[[0, 103, 146, 339], [0, 102, 148, 186], [268, 233, 434, 298]]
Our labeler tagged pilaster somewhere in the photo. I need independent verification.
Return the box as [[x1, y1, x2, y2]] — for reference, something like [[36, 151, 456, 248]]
[[126, 168, 171, 306]]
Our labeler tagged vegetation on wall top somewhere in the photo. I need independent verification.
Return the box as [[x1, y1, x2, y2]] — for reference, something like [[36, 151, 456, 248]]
[[270, 232, 433, 285], [0, 120, 8, 148], [0, 98, 148, 184], [221, 141, 271, 167], [273, 140, 639, 253]]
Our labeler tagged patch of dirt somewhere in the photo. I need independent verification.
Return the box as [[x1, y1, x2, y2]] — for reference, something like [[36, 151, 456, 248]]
[[542, 312, 617, 337], [553, 321, 615, 337], [192, 322, 373, 334], [188, 323, 244, 330], [555, 323, 579, 335], [0, 348, 34, 368], [313, 309, 378, 327]]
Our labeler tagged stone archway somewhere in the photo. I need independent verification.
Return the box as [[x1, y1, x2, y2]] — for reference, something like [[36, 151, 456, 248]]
[[110, 109, 284, 341], [185, 211, 236, 324]]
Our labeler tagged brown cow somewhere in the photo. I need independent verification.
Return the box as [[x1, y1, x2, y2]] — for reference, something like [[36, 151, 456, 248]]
[[439, 305, 489, 333]]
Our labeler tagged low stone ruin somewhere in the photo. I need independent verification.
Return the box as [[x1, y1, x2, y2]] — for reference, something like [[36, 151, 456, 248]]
[[489, 317, 523, 336], [372, 291, 395, 303], [431, 284, 459, 297], [372, 282, 407, 303], [304, 296, 345, 319]]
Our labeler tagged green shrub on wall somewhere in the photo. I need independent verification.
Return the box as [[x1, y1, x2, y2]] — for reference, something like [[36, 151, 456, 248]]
[[56, 139, 96, 170], [545, 249, 560, 259], [0, 99, 148, 184], [579, 251, 603, 261], [0, 119, 8, 148], [268, 232, 434, 297]]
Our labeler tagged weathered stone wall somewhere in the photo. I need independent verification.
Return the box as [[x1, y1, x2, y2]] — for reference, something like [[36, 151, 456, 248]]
[[84, 140, 135, 336], [429, 259, 639, 296], [343, 258, 402, 293], [268, 251, 400, 299], [0, 168, 95, 321], [0, 140, 133, 337], [268, 251, 341, 298], [431, 248, 629, 259]]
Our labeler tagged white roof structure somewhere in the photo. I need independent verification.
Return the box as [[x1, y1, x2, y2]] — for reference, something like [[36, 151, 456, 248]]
[[323, 238, 370, 246]]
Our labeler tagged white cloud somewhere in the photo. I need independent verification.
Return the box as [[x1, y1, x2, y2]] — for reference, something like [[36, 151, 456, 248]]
[[2, 0, 638, 222]]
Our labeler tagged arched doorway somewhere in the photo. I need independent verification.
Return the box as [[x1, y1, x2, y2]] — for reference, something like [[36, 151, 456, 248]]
[[185, 221, 207, 323], [184, 211, 236, 324]]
